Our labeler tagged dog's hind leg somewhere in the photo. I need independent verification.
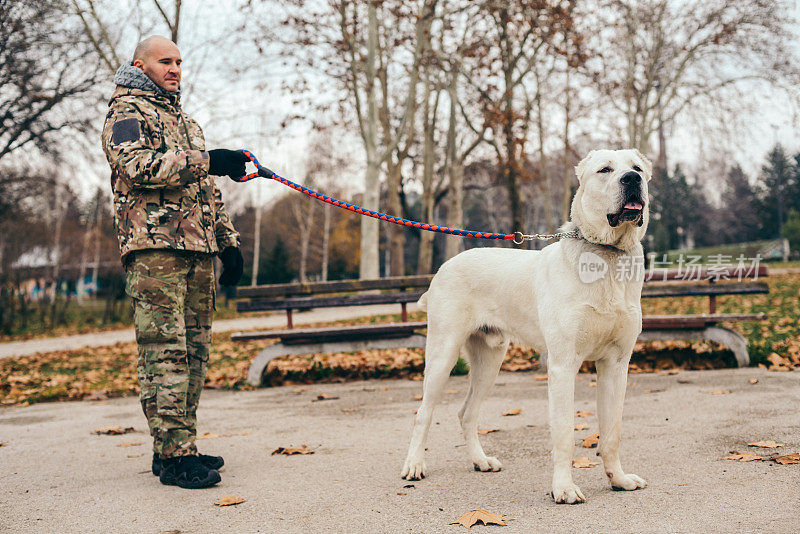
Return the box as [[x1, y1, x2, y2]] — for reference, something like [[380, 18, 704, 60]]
[[458, 333, 508, 472], [401, 335, 462, 481]]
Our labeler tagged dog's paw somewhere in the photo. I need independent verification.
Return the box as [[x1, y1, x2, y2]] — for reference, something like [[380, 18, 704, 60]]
[[401, 458, 427, 480], [472, 455, 503, 472], [610, 473, 647, 491], [551, 483, 586, 504]]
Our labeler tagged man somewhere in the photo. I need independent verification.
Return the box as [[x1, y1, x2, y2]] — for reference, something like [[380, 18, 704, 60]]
[[101, 35, 247, 489]]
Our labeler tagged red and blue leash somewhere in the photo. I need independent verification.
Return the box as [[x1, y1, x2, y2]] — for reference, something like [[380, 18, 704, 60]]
[[235, 150, 549, 244]]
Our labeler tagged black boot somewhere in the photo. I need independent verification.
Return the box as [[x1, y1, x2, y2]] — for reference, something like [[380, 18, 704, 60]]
[[152, 452, 224, 475], [159, 455, 221, 489]]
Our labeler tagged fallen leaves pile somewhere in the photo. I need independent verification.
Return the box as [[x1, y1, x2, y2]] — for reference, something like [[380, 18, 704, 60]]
[[2, 273, 799, 407]]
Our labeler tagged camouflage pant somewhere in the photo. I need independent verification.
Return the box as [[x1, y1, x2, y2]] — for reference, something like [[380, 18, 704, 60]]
[[125, 249, 214, 458]]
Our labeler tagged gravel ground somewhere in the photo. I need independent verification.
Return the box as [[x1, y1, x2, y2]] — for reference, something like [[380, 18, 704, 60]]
[[1, 368, 799, 533]]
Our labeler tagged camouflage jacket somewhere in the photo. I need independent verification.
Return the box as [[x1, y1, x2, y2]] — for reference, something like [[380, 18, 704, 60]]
[[101, 85, 239, 262]]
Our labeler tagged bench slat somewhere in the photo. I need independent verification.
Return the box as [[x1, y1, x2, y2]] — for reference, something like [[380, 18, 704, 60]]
[[644, 264, 768, 282], [231, 321, 428, 344], [237, 291, 425, 313], [641, 281, 769, 298], [236, 275, 434, 299], [642, 313, 766, 329]]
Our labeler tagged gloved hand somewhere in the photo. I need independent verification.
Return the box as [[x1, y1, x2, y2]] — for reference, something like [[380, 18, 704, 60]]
[[218, 246, 244, 286], [208, 149, 249, 179]]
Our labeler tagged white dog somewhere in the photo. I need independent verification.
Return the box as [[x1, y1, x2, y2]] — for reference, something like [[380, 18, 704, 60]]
[[401, 149, 651, 504]]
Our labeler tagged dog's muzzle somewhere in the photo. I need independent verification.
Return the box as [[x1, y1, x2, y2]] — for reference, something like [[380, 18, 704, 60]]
[[607, 172, 645, 227]]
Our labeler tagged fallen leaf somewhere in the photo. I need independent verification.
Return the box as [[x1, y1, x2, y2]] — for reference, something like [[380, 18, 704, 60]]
[[709, 390, 731, 395], [573, 457, 600, 468], [0, 442, 6, 447], [722, 451, 763, 462], [657, 369, 679, 375], [197, 432, 249, 440], [477, 429, 499, 435], [575, 411, 593, 418], [397, 492, 407, 495], [413, 394, 423, 400], [117, 442, 143, 448], [749, 378, 759, 384], [403, 484, 415, 488], [271, 444, 314, 455], [581, 433, 599, 448], [292, 387, 308, 394], [747, 440, 784, 448], [644, 389, 664, 394], [574, 423, 587, 431], [532, 374, 547, 381], [93, 426, 135, 435], [340, 408, 358, 413], [588, 382, 597, 387], [503, 408, 522, 416], [313, 394, 340, 401], [767, 353, 790, 367], [770, 452, 800, 465], [449, 510, 508, 529], [215, 496, 245, 506], [445, 389, 459, 394]]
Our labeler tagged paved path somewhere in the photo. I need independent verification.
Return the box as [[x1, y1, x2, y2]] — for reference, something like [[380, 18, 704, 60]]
[[0, 304, 401, 360], [1, 368, 799, 533]]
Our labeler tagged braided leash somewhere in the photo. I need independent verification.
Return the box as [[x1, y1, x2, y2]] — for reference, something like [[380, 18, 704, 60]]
[[235, 150, 575, 244]]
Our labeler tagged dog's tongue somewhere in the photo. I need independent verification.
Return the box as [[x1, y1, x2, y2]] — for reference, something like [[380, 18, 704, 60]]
[[624, 201, 643, 210]]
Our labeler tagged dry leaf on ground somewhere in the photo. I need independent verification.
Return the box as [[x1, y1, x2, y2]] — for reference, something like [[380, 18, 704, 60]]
[[574, 423, 587, 431], [197, 432, 249, 440], [770, 452, 800, 465], [749, 378, 759, 384], [709, 390, 731, 395], [413, 394, 423, 400], [0, 442, 6, 447], [117, 442, 143, 447], [581, 433, 600, 448], [215, 496, 245, 507], [93, 426, 134, 435], [747, 440, 784, 448], [503, 408, 522, 416], [313, 394, 340, 401], [449, 510, 509, 529], [657, 369, 680, 375], [272, 445, 314, 456], [477, 429, 499, 435], [575, 411, 593, 418], [532, 375, 547, 381], [723, 451, 763, 462], [445, 389, 459, 394], [573, 457, 600, 468]]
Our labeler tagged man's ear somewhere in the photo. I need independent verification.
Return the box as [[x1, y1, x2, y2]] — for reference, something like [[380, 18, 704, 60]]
[[574, 150, 597, 184], [133, 59, 144, 70], [634, 149, 653, 181]]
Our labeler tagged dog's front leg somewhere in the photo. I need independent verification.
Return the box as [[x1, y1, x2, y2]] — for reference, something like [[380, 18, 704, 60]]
[[548, 358, 585, 504], [596, 357, 646, 491]]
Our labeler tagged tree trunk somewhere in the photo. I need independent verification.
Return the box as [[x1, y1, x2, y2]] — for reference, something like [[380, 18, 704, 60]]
[[562, 68, 573, 223], [321, 203, 331, 281], [416, 83, 437, 274], [251, 200, 262, 285], [385, 155, 406, 276]]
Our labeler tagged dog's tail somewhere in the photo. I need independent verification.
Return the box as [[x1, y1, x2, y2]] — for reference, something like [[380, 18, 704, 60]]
[[416, 291, 428, 312]]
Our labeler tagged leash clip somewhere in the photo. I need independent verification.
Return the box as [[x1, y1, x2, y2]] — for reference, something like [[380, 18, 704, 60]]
[[513, 230, 578, 244]]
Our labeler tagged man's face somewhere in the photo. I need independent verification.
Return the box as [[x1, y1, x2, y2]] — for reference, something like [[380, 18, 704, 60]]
[[133, 40, 181, 92]]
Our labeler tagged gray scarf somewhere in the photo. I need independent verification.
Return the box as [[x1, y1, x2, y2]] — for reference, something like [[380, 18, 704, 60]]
[[113, 62, 180, 96]]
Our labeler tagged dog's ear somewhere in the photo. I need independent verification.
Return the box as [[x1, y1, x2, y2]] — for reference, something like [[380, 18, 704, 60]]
[[574, 150, 597, 183], [633, 149, 653, 181]]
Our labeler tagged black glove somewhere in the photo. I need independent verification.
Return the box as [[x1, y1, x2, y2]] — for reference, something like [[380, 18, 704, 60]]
[[218, 246, 244, 286], [208, 149, 249, 179]]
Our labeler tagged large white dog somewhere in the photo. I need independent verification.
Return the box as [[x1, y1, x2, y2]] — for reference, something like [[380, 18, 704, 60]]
[[401, 149, 651, 504]]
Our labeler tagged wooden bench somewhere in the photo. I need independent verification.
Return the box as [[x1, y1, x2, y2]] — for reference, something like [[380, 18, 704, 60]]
[[233, 266, 768, 385]]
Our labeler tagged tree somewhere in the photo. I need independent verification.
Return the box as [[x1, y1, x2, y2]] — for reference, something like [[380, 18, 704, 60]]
[[0, 0, 100, 162], [718, 164, 761, 244], [758, 144, 796, 239]]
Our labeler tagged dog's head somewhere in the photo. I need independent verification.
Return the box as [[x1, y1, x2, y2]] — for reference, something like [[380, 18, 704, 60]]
[[570, 149, 652, 250]]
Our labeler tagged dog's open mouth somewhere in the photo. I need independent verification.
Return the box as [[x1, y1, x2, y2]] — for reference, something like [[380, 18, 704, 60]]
[[607, 200, 644, 227]]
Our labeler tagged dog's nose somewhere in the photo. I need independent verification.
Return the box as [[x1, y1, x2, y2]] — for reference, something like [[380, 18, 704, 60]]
[[620, 171, 641, 186]]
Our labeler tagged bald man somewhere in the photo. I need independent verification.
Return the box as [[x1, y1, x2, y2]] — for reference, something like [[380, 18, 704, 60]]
[[101, 36, 247, 489]]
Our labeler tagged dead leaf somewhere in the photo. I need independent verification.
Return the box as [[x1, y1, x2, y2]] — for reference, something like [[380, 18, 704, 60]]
[[413, 394, 423, 400], [117, 442, 143, 448], [747, 440, 784, 448], [532, 374, 547, 381], [477, 429, 499, 435], [588, 381, 597, 387], [644, 389, 664, 394], [215, 496, 245, 507], [503, 408, 522, 416], [445, 389, 459, 394], [573, 457, 600, 468], [397, 492, 407, 495], [340, 408, 358, 413], [0, 442, 6, 447], [93, 426, 135, 435], [749, 378, 759, 384], [575, 411, 593, 418], [313, 394, 340, 401], [657, 369, 679, 375], [581, 433, 599, 448], [770, 452, 800, 465], [197, 432, 249, 440], [709, 390, 731, 395], [574, 423, 587, 431], [723, 451, 763, 462], [449, 510, 508, 529], [272, 444, 314, 455]]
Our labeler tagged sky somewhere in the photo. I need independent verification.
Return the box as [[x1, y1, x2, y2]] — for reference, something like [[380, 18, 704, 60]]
[[71, 0, 800, 209]]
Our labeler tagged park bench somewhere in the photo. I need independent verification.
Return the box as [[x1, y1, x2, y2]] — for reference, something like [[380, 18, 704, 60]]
[[233, 265, 768, 385]]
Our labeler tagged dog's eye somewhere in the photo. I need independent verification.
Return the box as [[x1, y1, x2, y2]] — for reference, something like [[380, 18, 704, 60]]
[[633, 165, 642, 172], [598, 167, 612, 173]]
